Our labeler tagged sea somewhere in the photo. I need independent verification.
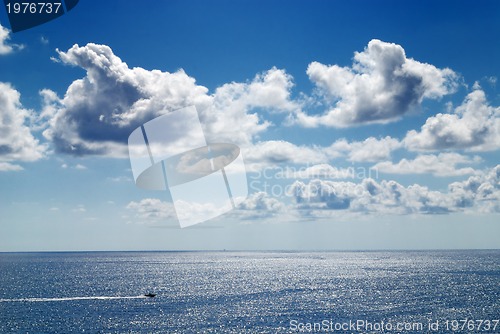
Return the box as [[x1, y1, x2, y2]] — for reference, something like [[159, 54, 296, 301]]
[[0, 251, 498, 333]]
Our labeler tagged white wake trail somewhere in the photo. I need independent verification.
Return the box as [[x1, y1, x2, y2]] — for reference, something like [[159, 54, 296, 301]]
[[0, 295, 147, 302]]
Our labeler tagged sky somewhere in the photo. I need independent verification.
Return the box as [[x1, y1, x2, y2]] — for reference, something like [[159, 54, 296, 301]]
[[0, 0, 499, 251]]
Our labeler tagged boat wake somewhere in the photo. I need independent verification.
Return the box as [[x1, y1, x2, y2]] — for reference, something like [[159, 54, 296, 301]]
[[0, 295, 147, 303]]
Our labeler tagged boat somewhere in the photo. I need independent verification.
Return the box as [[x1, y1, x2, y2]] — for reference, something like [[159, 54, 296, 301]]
[[144, 293, 156, 298]]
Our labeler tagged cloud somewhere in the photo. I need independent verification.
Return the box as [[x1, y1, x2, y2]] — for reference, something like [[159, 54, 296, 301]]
[[43, 43, 297, 156], [404, 89, 500, 151], [0, 82, 46, 171], [233, 191, 285, 220], [486, 76, 497, 87], [292, 39, 459, 127], [243, 136, 401, 172], [325, 136, 401, 162], [243, 140, 327, 170], [449, 165, 500, 213], [126, 198, 177, 223], [43, 43, 210, 156], [125, 166, 500, 224], [287, 164, 500, 216], [0, 23, 23, 55], [202, 67, 298, 146], [72, 204, 86, 213], [0, 162, 23, 171], [288, 178, 453, 215], [126, 197, 231, 225], [374, 153, 480, 177], [106, 176, 132, 182]]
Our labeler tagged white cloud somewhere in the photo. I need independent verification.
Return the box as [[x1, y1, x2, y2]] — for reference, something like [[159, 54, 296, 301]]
[[126, 198, 177, 223], [404, 89, 500, 151], [233, 191, 286, 220], [124, 166, 500, 224], [243, 140, 327, 170], [0, 162, 23, 171], [374, 153, 480, 177], [242, 136, 401, 172], [0, 24, 12, 54], [106, 176, 132, 182], [449, 165, 500, 213], [43, 43, 211, 156], [486, 76, 497, 86], [0, 82, 46, 171], [60, 162, 87, 170], [292, 39, 459, 127], [202, 67, 298, 146], [289, 178, 453, 215], [72, 204, 86, 213], [325, 136, 401, 162], [126, 198, 232, 225], [0, 24, 24, 55], [43, 44, 297, 157], [287, 165, 500, 216]]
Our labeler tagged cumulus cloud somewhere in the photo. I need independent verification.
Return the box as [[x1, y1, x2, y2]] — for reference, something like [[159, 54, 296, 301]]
[[289, 178, 453, 215], [243, 140, 327, 170], [404, 89, 500, 151], [126, 198, 177, 223], [0, 82, 46, 171], [42, 43, 297, 156], [43, 43, 210, 156], [242, 136, 401, 172], [126, 197, 237, 226], [234, 191, 285, 220], [293, 39, 459, 127], [374, 153, 480, 177], [0, 23, 23, 55], [126, 192, 287, 225], [449, 165, 500, 213], [124, 166, 499, 224], [325, 136, 401, 162], [0, 162, 23, 171], [202, 67, 298, 146], [72, 204, 86, 213], [287, 165, 500, 216]]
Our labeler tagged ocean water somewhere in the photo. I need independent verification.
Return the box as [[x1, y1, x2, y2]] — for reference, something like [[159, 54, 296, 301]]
[[0, 251, 498, 333]]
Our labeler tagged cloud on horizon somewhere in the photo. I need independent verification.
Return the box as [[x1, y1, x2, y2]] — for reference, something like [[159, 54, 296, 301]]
[[125, 164, 500, 225], [289, 164, 500, 216]]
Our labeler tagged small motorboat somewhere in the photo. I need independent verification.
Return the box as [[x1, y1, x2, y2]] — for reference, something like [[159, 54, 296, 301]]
[[144, 293, 156, 298]]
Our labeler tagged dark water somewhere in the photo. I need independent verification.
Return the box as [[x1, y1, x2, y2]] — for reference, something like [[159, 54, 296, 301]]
[[0, 251, 498, 333]]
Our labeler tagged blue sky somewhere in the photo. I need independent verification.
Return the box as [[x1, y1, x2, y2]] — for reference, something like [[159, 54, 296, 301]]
[[0, 0, 499, 251]]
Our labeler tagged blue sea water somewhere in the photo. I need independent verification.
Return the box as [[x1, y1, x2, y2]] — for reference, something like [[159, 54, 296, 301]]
[[0, 251, 498, 333]]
